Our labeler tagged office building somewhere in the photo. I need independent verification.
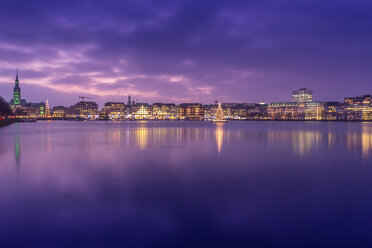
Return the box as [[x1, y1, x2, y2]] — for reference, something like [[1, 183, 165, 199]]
[[103, 102, 126, 119], [71, 101, 98, 119], [152, 103, 177, 119], [178, 103, 204, 120], [292, 88, 313, 103]]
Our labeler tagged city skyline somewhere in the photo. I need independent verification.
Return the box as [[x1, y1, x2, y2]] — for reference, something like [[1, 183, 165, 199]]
[[2, 70, 372, 109], [0, 0, 372, 107]]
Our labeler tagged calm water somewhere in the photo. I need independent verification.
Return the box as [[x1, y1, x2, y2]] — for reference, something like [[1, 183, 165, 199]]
[[1, 121, 372, 248]]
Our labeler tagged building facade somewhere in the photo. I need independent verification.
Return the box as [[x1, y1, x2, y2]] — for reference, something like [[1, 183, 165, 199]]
[[103, 102, 126, 119], [71, 101, 99, 119], [344, 95, 372, 120], [52, 106, 68, 118], [133, 103, 152, 119], [268, 102, 299, 120], [178, 103, 204, 120], [152, 103, 177, 119], [292, 88, 313, 103]]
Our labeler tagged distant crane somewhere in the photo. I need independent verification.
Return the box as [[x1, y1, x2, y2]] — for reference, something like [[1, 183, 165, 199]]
[[79, 96, 94, 102]]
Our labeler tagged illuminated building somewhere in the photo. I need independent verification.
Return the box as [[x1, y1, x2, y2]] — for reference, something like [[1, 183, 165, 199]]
[[9, 70, 27, 108], [299, 101, 325, 120], [344, 95, 372, 106], [292, 88, 313, 103], [13, 69, 21, 105], [52, 106, 68, 118], [203, 104, 218, 119], [345, 105, 372, 120], [133, 103, 152, 119], [152, 103, 177, 119], [325, 102, 344, 120], [178, 103, 204, 120], [71, 101, 98, 119], [344, 95, 372, 120], [268, 102, 299, 120], [221, 103, 239, 119], [13, 102, 46, 118], [247, 103, 268, 119], [103, 102, 125, 119]]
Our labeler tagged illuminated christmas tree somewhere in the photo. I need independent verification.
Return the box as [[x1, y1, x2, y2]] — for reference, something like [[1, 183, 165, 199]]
[[216, 103, 224, 120]]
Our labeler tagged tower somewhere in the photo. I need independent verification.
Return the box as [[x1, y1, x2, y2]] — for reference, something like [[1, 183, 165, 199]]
[[13, 69, 21, 105], [127, 94, 132, 107]]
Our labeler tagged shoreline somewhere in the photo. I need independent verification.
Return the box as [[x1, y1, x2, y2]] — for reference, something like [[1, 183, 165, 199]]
[[33, 118, 372, 123]]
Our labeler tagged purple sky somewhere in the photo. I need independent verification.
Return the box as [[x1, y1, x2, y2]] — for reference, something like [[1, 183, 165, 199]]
[[0, 0, 372, 107]]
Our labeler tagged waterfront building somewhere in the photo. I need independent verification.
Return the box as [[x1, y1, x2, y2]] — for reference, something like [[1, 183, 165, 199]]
[[292, 88, 313, 103], [71, 101, 98, 119], [152, 103, 177, 119], [345, 105, 372, 120], [247, 103, 268, 119], [267, 102, 299, 120], [325, 102, 344, 120], [299, 101, 325, 120], [52, 106, 68, 118], [103, 102, 126, 119], [344, 95, 372, 106], [203, 104, 218, 119], [133, 103, 152, 119], [221, 103, 239, 119], [344, 95, 372, 120], [13, 102, 46, 118], [178, 103, 204, 120]]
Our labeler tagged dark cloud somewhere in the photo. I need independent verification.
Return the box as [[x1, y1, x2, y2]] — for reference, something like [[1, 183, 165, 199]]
[[0, 0, 372, 107]]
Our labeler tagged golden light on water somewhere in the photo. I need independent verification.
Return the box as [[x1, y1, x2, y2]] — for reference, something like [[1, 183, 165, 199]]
[[136, 127, 148, 149], [215, 124, 224, 154]]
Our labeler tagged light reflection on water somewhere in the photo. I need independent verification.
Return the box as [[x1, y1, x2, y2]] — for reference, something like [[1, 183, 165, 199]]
[[1, 121, 372, 247]]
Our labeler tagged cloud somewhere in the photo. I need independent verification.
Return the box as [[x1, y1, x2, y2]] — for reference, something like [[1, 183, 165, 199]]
[[0, 0, 372, 107]]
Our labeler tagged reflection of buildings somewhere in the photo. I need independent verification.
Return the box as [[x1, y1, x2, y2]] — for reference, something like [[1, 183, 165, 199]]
[[362, 125, 372, 158], [215, 124, 224, 153], [136, 127, 149, 149], [14, 123, 20, 167]]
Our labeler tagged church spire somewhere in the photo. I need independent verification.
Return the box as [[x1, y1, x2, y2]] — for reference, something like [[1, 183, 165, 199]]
[[13, 69, 21, 105], [15, 68, 19, 84]]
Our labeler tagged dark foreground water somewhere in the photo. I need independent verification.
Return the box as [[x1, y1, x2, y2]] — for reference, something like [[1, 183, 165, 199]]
[[1, 121, 372, 248]]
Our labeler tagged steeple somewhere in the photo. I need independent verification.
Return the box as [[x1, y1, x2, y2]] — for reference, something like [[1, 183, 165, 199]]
[[13, 69, 21, 105], [127, 94, 132, 107], [15, 68, 19, 85]]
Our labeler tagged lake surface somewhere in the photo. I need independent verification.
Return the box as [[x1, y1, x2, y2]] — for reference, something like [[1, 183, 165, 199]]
[[1, 121, 372, 248]]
